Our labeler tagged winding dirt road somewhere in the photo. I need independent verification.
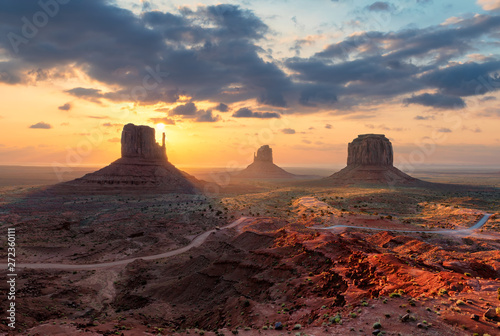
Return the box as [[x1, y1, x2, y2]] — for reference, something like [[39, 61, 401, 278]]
[[313, 214, 493, 234], [1, 217, 252, 271], [1, 208, 494, 271]]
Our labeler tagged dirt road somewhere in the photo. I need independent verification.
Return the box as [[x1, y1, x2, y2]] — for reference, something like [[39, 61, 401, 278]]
[[1, 217, 251, 270]]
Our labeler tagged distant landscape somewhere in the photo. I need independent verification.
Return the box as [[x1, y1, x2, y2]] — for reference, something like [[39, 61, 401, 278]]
[[1, 0, 500, 335]]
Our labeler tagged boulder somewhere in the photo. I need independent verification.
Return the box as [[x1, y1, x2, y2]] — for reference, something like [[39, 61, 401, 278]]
[[484, 308, 498, 320]]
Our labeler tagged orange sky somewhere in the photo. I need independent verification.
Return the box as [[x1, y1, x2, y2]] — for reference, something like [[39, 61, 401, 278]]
[[1, 80, 499, 168], [1, 1, 500, 169]]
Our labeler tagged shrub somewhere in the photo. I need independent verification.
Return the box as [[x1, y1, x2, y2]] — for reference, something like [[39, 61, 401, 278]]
[[373, 322, 382, 329]]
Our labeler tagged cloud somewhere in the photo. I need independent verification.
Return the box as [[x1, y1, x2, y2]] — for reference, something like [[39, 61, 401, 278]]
[[108, 138, 120, 143], [0, 0, 500, 116], [367, 2, 393, 12], [0, 1, 290, 107], [169, 102, 198, 116], [365, 124, 405, 131], [287, 14, 500, 110], [481, 96, 497, 101], [65, 87, 103, 104], [215, 103, 229, 112], [281, 128, 296, 134], [463, 126, 482, 133], [29, 122, 52, 129], [403, 93, 466, 109], [87, 115, 109, 119], [420, 60, 500, 97], [325, 124, 332, 129], [148, 117, 176, 125], [195, 110, 221, 122], [58, 103, 72, 111], [232, 107, 281, 119], [102, 122, 123, 127], [298, 84, 338, 107], [414, 115, 435, 120], [477, 0, 500, 11], [437, 128, 452, 133]]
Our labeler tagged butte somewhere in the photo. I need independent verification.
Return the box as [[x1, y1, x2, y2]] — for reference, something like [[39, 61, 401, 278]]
[[235, 145, 296, 179], [50, 123, 202, 194], [322, 134, 422, 186]]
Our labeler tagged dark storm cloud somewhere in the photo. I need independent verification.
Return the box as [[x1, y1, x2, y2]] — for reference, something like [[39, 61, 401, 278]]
[[298, 84, 338, 107], [403, 93, 466, 109], [287, 14, 500, 110], [29, 122, 52, 129], [232, 108, 281, 119], [0, 0, 499, 115], [420, 61, 500, 97], [0, 0, 290, 109]]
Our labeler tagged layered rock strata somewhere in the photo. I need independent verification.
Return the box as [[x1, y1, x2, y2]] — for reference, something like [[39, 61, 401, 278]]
[[323, 134, 421, 186], [50, 124, 201, 194]]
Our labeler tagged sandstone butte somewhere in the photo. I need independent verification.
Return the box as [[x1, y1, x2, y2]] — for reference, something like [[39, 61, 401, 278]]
[[323, 134, 422, 186], [236, 145, 297, 179], [50, 123, 202, 194]]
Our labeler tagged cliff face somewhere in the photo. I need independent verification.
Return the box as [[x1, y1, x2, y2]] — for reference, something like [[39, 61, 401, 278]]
[[321, 134, 421, 186], [347, 134, 393, 166], [50, 123, 202, 194], [121, 123, 167, 161], [254, 145, 273, 163]]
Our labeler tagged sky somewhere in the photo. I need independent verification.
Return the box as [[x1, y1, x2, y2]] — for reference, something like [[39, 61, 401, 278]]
[[1, 0, 500, 170]]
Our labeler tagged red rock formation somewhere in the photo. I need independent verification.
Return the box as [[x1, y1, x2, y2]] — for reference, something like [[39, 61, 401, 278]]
[[323, 134, 421, 186], [50, 124, 203, 194], [347, 134, 393, 166], [254, 145, 273, 163], [121, 123, 167, 161], [236, 145, 296, 179]]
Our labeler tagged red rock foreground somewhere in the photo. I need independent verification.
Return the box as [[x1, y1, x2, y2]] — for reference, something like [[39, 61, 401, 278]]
[[6, 217, 500, 336]]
